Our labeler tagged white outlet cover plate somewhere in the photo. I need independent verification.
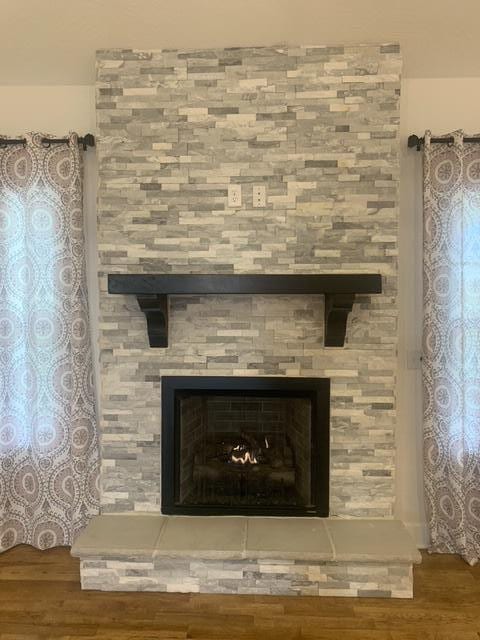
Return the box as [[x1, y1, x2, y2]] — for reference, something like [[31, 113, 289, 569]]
[[253, 185, 266, 208]]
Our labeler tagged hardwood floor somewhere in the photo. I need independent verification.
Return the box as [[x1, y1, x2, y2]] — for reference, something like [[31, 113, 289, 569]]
[[0, 546, 478, 639]]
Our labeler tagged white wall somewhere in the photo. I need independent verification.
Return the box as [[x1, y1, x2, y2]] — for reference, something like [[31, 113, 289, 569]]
[[2, 78, 480, 546]]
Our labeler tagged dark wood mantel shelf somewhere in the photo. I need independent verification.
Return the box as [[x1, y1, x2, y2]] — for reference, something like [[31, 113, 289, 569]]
[[107, 274, 382, 348]]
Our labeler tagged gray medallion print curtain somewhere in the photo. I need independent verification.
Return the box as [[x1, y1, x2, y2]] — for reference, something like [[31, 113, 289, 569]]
[[0, 133, 99, 551], [423, 130, 480, 565]]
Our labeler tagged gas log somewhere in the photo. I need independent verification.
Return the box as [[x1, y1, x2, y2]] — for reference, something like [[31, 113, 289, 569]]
[[192, 432, 296, 488]]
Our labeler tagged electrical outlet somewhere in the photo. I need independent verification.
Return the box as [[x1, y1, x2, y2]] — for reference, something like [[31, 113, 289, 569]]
[[228, 184, 242, 208], [253, 185, 266, 208]]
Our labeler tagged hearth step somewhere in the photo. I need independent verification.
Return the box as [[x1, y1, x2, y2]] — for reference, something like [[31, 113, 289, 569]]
[[72, 516, 421, 598]]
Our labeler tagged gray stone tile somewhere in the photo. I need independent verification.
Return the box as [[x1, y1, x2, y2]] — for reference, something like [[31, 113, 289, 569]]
[[71, 514, 165, 558], [246, 517, 333, 559], [154, 516, 246, 558], [325, 519, 422, 563]]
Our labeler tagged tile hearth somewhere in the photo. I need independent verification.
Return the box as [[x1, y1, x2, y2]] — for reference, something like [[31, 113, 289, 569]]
[[72, 516, 420, 598]]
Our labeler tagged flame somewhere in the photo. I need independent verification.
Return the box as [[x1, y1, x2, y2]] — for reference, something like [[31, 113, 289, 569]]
[[264, 437, 269, 449], [231, 451, 258, 465], [231, 444, 258, 464]]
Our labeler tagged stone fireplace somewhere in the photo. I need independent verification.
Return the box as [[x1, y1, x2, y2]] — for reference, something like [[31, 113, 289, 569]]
[[95, 43, 401, 520], [161, 376, 330, 516], [73, 42, 421, 598]]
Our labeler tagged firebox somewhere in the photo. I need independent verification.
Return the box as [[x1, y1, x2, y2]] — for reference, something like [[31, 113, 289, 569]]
[[161, 376, 330, 517]]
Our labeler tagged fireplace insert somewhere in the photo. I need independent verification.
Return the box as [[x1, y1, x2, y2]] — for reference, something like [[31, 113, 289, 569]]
[[161, 376, 330, 517]]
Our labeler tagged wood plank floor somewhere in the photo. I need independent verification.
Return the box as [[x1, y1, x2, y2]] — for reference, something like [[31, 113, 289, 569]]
[[0, 546, 478, 639]]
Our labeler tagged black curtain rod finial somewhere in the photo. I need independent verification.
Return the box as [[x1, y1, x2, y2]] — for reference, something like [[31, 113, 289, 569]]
[[81, 133, 95, 150], [408, 134, 423, 151]]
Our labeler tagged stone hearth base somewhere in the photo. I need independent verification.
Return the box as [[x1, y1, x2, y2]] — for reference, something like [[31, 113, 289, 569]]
[[72, 516, 421, 598], [80, 557, 413, 598]]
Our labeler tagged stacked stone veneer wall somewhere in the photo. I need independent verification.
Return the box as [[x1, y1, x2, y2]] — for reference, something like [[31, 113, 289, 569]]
[[96, 44, 401, 517], [80, 556, 413, 598]]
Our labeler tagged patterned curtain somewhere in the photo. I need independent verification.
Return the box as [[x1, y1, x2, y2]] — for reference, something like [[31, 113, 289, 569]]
[[0, 133, 99, 551], [423, 130, 480, 565]]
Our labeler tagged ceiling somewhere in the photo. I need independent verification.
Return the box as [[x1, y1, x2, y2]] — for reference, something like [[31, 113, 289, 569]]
[[1, 0, 480, 85]]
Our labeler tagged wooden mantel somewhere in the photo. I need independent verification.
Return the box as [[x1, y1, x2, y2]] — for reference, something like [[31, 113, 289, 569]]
[[107, 274, 382, 348]]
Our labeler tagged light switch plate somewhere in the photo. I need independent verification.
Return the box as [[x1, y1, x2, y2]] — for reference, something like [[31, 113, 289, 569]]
[[228, 184, 242, 208]]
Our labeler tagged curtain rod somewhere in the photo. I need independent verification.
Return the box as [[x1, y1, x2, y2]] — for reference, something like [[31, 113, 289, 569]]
[[0, 133, 95, 150], [408, 134, 480, 151]]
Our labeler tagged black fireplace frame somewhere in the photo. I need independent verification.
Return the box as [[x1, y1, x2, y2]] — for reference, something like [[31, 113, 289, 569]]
[[161, 376, 330, 517]]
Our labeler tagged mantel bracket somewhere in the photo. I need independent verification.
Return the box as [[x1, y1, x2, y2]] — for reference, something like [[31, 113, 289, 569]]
[[136, 292, 356, 348], [324, 293, 356, 347], [137, 295, 169, 348]]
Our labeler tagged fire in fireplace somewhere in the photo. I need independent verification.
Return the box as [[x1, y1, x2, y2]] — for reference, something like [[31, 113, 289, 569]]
[[161, 377, 330, 517]]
